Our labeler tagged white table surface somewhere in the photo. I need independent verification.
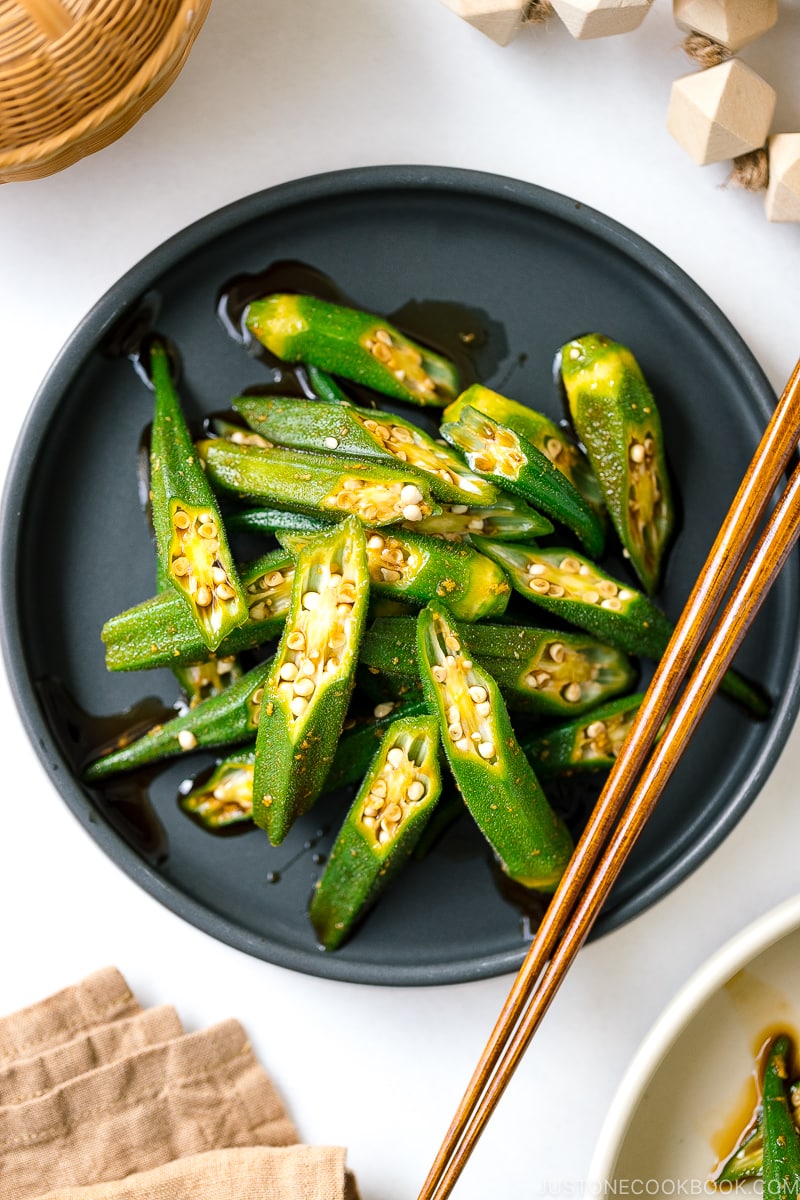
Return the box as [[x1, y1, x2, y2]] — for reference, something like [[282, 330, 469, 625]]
[[1, 2, 799, 1196]]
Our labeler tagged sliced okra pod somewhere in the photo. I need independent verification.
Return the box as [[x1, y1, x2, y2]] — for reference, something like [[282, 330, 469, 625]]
[[306, 364, 352, 404], [716, 1116, 765, 1183], [245, 294, 459, 406], [253, 517, 370, 844], [148, 341, 248, 649], [412, 495, 552, 542], [521, 695, 649, 778], [441, 405, 605, 558], [181, 696, 431, 831], [444, 383, 604, 513], [762, 1036, 800, 1194], [84, 660, 272, 781], [198, 438, 439, 527], [557, 333, 674, 594], [361, 617, 635, 717], [417, 601, 573, 891], [278, 525, 511, 622], [171, 658, 245, 709], [233, 394, 497, 507], [226, 508, 333, 539], [102, 550, 295, 672], [474, 539, 770, 718], [309, 714, 442, 950]]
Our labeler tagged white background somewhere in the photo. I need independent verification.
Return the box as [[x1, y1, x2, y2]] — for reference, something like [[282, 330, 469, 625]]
[[1, 1, 799, 1195]]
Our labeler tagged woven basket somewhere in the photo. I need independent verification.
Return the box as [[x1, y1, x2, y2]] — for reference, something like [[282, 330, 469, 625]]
[[0, 0, 212, 183]]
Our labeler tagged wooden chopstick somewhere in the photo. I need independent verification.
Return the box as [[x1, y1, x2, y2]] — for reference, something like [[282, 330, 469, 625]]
[[418, 357, 800, 1200]]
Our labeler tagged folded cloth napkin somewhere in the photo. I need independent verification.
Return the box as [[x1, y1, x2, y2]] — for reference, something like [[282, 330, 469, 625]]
[[33, 1146, 359, 1200], [0, 1006, 183, 1106]]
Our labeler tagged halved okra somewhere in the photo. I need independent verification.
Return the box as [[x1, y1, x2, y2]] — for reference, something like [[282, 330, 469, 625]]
[[102, 549, 295, 672], [474, 539, 770, 718], [309, 714, 442, 950], [557, 334, 674, 595], [762, 1036, 800, 1193], [245, 294, 459, 407], [84, 659, 272, 781], [171, 658, 245, 709], [148, 341, 248, 650], [233, 395, 498, 506], [278, 526, 511, 622], [412, 495, 552, 542], [361, 617, 635, 716], [441, 405, 605, 558], [716, 1071, 800, 1183], [253, 518, 370, 844], [226, 508, 333, 539], [443, 383, 604, 513], [417, 601, 574, 891], [521, 694, 648, 778], [198, 437, 439, 527], [180, 696, 431, 831]]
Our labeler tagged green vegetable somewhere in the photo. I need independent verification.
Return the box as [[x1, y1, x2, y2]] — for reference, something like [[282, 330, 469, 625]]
[[441, 405, 605, 557], [309, 714, 442, 949], [416, 600, 573, 891], [199, 437, 439, 527], [763, 1036, 800, 1195], [412, 496, 552, 542], [520, 694, 648, 778], [245, 294, 459, 406], [149, 341, 248, 649], [557, 333, 674, 594], [253, 518, 370, 844]]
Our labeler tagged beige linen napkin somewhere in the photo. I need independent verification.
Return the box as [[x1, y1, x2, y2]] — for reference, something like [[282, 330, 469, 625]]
[[0, 1019, 297, 1200], [0, 1006, 183, 1106], [34, 1146, 359, 1200], [0, 969, 139, 1066]]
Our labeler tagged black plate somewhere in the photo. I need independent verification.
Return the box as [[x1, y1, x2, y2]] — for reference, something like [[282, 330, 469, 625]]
[[3, 167, 799, 986]]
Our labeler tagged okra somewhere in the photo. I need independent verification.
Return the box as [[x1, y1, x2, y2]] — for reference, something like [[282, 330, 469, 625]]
[[233, 394, 497, 506], [245, 294, 459, 406], [557, 334, 674, 595], [412, 496, 552, 542], [475, 539, 770, 718], [198, 437, 439, 527], [361, 617, 635, 717], [84, 659, 272, 781], [309, 714, 442, 950], [179, 696, 431, 831], [102, 550, 295, 672], [441, 405, 605, 558], [306, 364, 352, 404], [716, 1117, 765, 1183], [226, 508, 333, 539], [763, 1036, 800, 1195], [521, 694, 648, 778], [253, 518, 370, 844], [417, 601, 573, 891], [278, 526, 511, 622], [171, 658, 245, 708], [444, 383, 604, 513], [148, 341, 248, 649]]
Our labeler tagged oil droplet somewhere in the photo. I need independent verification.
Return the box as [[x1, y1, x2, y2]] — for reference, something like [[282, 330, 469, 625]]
[[266, 871, 281, 884]]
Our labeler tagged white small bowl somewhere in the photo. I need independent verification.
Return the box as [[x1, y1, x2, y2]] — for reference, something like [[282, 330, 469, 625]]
[[589, 894, 800, 1189]]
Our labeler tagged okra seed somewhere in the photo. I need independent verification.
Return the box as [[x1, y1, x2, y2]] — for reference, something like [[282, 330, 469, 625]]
[[450, 504, 469, 515], [324, 436, 339, 449], [375, 329, 392, 345], [445, 635, 461, 652], [386, 747, 404, 768], [597, 580, 618, 598], [535, 671, 551, 688], [362, 815, 376, 828], [298, 659, 315, 677], [560, 557, 581, 573], [478, 741, 495, 759], [562, 683, 583, 703], [407, 781, 425, 802], [618, 589, 634, 601], [196, 586, 212, 607], [525, 673, 539, 689], [579, 564, 593, 577], [172, 557, 190, 577], [394, 369, 406, 382], [290, 696, 309, 717], [198, 522, 218, 539], [545, 437, 563, 459], [391, 426, 413, 443], [384, 803, 402, 823], [469, 685, 488, 703], [630, 442, 645, 464], [548, 584, 565, 598], [586, 721, 607, 738], [467, 518, 485, 533], [447, 704, 460, 724], [302, 591, 320, 610], [381, 568, 402, 582], [212, 565, 227, 584], [402, 504, 423, 522], [371, 778, 388, 798], [367, 535, 385, 551], [279, 663, 298, 681], [445, 655, 455, 666], [401, 484, 423, 505], [178, 730, 198, 751], [530, 578, 550, 595], [456, 737, 471, 752], [548, 642, 566, 664], [601, 597, 623, 611], [293, 677, 315, 697], [373, 702, 395, 719], [173, 509, 190, 529], [363, 505, 378, 521], [395, 450, 408, 461], [268, 572, 285, 588], [476, 701, 491, 717], [462, 659, 473, 669], [582, 590, 600, 605], [644, 437, 655, 455], [372, 343, 392, 364], [344, 478, 361, 491], [471, 731, 481, 741], [448, 723, 463, 742], [432, 665, 447, 683], [215, 583, 236, 601], [528, 564, 547, 577]]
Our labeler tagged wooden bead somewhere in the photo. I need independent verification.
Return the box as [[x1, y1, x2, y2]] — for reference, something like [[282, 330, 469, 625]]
[[667, 60, 776, 166], [765, 134, 800, 223], [549, 0, 653, 39], [673, 0, 777, 53], [437, 0, 527, 45]]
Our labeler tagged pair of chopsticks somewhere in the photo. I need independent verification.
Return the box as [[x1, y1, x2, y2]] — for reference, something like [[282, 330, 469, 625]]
[[418, 357, 800, 1200]]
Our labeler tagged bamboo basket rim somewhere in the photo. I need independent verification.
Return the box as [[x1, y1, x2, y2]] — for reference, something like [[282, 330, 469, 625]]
[[0, 0, 212, 180]]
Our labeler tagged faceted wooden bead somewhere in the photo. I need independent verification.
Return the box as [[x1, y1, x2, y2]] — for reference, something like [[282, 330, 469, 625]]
[[667, 59, 776, 166], [765, 134, 800, 223], [437, 0, 527, 44], [549, 0, 653, 39], [673, 0, 777, 53]]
